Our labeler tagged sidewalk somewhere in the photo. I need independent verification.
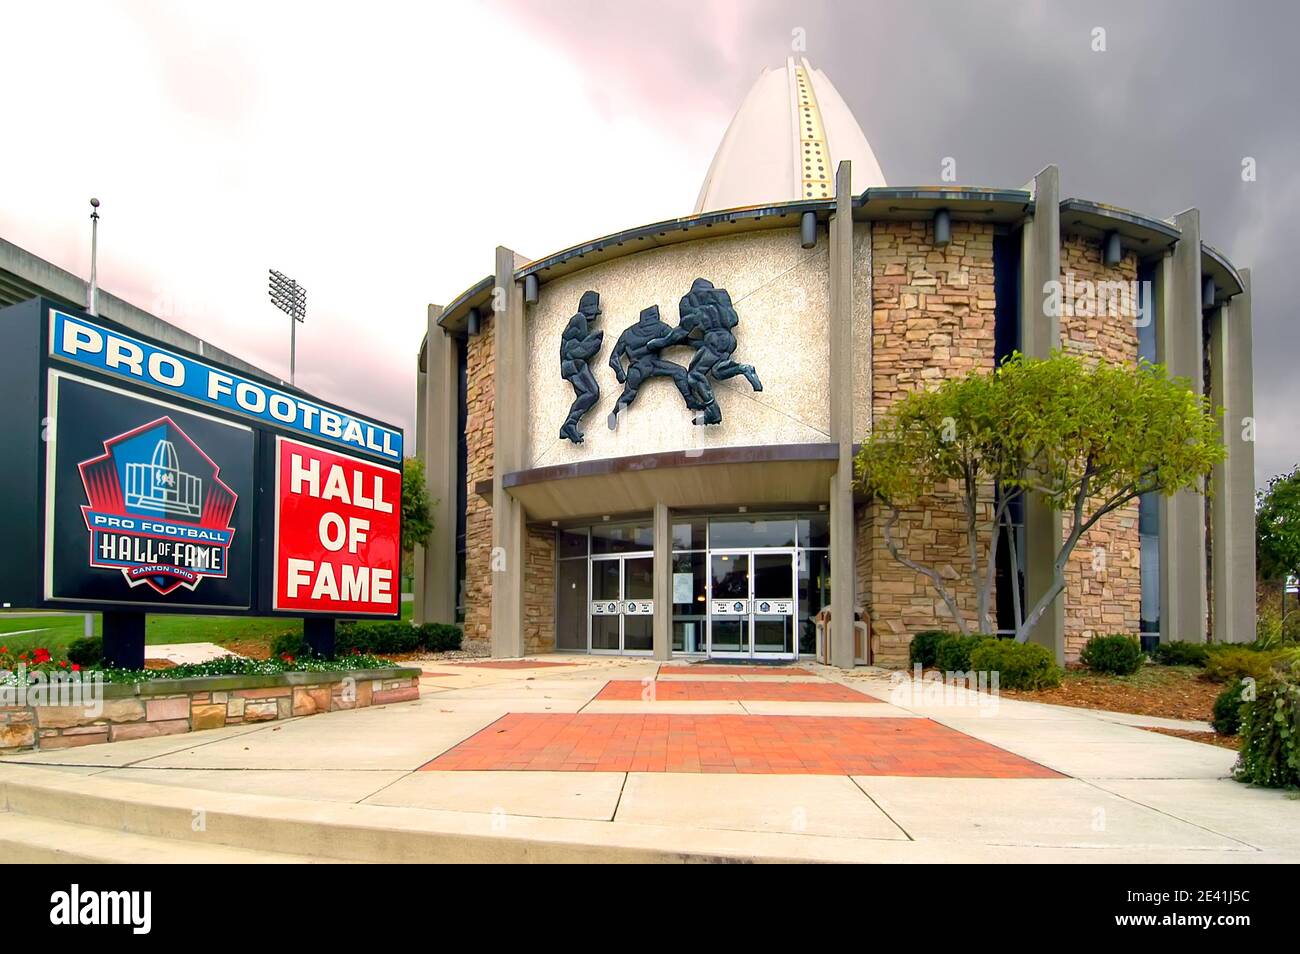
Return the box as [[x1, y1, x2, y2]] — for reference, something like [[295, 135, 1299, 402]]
[[1, 656, 1295, 862]]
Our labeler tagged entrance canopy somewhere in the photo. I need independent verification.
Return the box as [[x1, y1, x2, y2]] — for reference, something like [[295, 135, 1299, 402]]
[[496, 442, 838, 522]]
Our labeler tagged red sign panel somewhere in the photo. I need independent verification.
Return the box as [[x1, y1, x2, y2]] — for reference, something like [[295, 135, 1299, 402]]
[[273, 437, 401, 615]]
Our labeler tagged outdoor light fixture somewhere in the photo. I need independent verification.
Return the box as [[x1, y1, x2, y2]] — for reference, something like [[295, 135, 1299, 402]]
[[524, 274, 540, 304], [1103, 231, 1122, 266], [1202, 276, 1217, 310], [800, 211, 817, 249], [268, 269, 307, 385], [933, 208, 951, 246], [467, 307, 481, 336]]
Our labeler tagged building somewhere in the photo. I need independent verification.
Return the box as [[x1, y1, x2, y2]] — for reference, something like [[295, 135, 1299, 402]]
[[413, 57, 1255, 666]]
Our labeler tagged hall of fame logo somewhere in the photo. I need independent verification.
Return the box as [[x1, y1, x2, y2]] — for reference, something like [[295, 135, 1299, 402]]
[[77, 417, 237, 595]]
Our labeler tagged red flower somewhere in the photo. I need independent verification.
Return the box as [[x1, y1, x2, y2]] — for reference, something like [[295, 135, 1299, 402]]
[[71, 664, 81, 672]]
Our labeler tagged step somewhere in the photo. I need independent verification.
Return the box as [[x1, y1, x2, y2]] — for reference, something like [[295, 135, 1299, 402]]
[[0, 811, 331, 864]]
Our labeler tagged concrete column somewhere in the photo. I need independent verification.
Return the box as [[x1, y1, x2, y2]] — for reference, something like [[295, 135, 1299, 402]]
[[415, 304, 458, 625], [652, 501, 672, 660], [828, 161, 856, 669], [1157, 210, 1208, 643], [1209, 270, 1256, 643], [1019, 165, 1065, 662], [491, 247, 528, 657]]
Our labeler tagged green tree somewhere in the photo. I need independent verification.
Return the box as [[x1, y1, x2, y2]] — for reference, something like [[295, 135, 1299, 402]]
[[856, 352, 1226, 642], [1257, 466, 1300, 585], [401, 456, 435, 555]]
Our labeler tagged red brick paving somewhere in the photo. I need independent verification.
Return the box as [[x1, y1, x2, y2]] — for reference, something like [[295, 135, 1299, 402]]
[[451, 661, 576, 669], [596, 679, 879, 702], [657, 665, 813, 677], [421, 713, 1062, 777]]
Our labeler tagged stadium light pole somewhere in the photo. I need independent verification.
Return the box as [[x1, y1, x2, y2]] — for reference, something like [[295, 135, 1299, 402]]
[[268, 269, 307, 385]]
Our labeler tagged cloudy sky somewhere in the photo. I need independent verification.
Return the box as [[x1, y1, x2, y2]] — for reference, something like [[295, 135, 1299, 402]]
[[2, 0, 1295, 487]]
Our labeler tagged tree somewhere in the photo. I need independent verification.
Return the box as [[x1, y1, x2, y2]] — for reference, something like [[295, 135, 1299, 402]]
[[856, 352, 1226, 642], [401, 456, 434, 555], [1257, 466, 1300, 585]]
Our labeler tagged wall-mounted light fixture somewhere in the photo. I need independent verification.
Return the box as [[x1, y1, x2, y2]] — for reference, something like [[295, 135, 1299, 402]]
[[1103, 231, 1122, 266], [800, 211, 817, 249], [524, 274, 539, 304], [467, 307, 481, 336], [933, 208, 951, 246], [1202, 276, 1217, 310]]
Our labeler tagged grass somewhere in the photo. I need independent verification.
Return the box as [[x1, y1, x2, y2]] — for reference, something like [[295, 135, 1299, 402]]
[[0, 600, 413, 660]]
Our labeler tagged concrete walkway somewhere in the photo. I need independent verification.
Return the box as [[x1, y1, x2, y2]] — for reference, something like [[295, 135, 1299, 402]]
[[1, 656, 1295, 862]]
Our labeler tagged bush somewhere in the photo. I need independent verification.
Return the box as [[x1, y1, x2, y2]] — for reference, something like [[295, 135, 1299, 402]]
[[66, 636, 103, 668], [908, 631, 951, 669], [336, 621, 463, 655], [1212, 678, 1248, 736], [271, 631, 310, 660], [1151, 641, 1210, 667], [934, 634, 994, 673], [1234, 678, 1300, 788], [969, 639, 1062, 690], [1079, 633, 1144, 675], [1202, 647, 1281, 684]]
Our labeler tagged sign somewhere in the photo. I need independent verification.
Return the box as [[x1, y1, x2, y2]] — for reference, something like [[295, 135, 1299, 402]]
[[591, 600, 620, 616], [45, 372, 254, 608], [49, 310, 402, 462], [272, 437, 401, 615], [622, 600, 654, 615], [711, 599, 749, 616], [672, 572, 694, 603]]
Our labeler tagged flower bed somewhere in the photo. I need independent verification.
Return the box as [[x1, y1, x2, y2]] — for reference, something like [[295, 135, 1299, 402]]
[[0, 657, 421, 754]]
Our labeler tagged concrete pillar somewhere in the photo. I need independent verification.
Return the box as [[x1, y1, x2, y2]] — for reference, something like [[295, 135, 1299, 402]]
[[1019, 165, 1065, 662], [828, 161, 856, 669], [1209, 269, 1256, 643], [1157, 210, 1208, 643], [652, 501, 671, 660], [415, 304, 458, 625], [491, 247, 528, 657]]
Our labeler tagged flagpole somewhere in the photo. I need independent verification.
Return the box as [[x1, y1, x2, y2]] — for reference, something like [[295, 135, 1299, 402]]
[[88, 197, 100, 317]]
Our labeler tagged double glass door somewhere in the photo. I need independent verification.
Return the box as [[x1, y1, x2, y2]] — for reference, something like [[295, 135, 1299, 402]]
[[589, 555, 654, 654], [707, 549, 797, 659]]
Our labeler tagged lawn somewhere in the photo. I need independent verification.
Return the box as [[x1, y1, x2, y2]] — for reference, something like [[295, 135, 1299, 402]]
[[0, 600, 413, 660]]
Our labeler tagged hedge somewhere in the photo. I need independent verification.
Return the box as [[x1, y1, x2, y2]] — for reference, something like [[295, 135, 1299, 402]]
[[1079, 634, 1144, 675], [968, 639, 1062, 690]]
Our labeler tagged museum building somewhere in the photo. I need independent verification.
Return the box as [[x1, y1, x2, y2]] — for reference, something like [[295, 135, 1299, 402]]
[[413, 58, 1256, 667]]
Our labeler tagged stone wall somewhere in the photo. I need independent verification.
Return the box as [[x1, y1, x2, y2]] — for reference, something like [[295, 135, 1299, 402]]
[[864, 220, 997, 666], [1058, 235, 1143, 656], [0, 669, 420, 754], [463, 319, 496, 651], [524, 525, 557, 653]]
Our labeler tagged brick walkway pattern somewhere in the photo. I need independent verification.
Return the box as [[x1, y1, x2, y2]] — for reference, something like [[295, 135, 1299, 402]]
[[421, 713, 1062, 777], [657, 665, 814, 677], [450, 661, 577, 670], [595, 680, 879, 702]]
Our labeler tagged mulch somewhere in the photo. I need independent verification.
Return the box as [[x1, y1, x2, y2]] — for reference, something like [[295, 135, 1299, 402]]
[[1001, 665, 1223, 723]]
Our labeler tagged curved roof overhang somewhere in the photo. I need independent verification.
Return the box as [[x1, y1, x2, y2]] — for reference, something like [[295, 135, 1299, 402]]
[[428, 187, 1247, 337]]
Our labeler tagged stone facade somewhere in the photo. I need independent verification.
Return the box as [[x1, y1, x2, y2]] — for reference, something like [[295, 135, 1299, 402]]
[[1057, 235, 1143, 656], [0, 670, 420, 754], [863, 220, 997, 665], [463, 319, 496, 651], [524, 525, 557, 653]]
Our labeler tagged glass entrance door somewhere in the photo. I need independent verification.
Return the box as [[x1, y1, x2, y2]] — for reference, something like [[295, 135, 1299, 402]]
[[707, 549, 796, 659], [589, 555, 654, 654]]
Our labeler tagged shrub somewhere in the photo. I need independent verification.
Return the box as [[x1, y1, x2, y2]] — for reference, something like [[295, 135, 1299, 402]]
[[1079, 633, 1144, 675], [66, 636, 103, 668], [934, 634, 994, 673], [335, 621, 463, 655], [1152, 641, 1209, 667], [1234, 678, 1300, 788], [1212, 678, 1248, 736], [1202, 647, 1280, 684], [908, 631, 951, 669], [270, 631, 310, 660], [969, 639, 1062, 690]]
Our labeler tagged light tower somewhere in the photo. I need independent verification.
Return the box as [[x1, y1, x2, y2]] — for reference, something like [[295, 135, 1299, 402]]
[[268, 269, 307, 385]]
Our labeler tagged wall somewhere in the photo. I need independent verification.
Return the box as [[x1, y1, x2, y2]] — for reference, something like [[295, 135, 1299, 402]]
[[524, 525, 556, 653], [1058, 235, 1142, 655], [463, 320, 496, 651], [864, 220, 997, 666], [523, 228, 832, 470]]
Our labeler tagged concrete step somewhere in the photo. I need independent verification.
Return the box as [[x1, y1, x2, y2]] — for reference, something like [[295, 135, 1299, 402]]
[[0, 811, 331, 864]]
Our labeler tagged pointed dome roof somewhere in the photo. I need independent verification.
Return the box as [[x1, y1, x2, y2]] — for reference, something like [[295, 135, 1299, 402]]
[[693, 57, 887, 214]]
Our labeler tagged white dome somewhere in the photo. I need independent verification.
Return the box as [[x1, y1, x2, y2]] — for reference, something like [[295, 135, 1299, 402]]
[[693, 57, 887, 214]]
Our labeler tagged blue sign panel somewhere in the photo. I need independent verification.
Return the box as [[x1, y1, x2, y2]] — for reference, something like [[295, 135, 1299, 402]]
[[48, 309, 402, 462]]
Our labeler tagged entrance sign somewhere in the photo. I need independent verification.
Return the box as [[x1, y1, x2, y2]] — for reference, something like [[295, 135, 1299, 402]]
[[273, 437, 400, 615], [0, 298, 402, 628], [49, 309, 402, 463]]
